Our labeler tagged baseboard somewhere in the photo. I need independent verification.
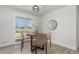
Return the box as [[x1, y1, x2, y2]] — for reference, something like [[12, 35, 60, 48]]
[[0, 40, 30, 48], [52, 41, 77, 51], [0, 42, 20, 48]]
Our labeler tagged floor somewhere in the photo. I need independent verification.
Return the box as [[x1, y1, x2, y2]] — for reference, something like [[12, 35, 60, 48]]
[[0, 41, 79, 54]]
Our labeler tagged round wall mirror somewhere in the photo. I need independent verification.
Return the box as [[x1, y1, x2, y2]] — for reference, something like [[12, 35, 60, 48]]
[[48, 19, 57, 30]]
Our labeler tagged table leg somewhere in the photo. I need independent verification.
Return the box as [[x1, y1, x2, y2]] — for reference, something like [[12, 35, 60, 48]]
[[31, 36, 33, 51]]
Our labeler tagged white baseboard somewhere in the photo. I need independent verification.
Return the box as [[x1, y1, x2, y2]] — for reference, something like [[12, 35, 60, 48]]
[[0, 40, 29, 48], [0, 41, 21, 48], [52, 41, 77, 51]]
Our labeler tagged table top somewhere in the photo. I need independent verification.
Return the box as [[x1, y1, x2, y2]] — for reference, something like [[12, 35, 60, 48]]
[[27, 33, 36, 36]]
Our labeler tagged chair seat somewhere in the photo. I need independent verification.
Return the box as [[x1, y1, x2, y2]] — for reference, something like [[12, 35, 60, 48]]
[[36, 34, 47, 47], [32, 41, 44, 51]]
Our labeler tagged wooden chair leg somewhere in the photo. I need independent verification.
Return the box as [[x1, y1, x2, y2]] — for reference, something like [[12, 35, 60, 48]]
[[35, 44, 37, 54], [21, 42, 22, 52], [23, 40, 24, 48], [45, 43, 47, 54], [21, 40, 24, 52], [35, 47, 37, 54], [50, 39, 51, 48]]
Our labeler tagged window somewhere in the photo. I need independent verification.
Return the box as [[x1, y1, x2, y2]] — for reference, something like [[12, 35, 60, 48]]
[[25, 18, 33, 28], [15, 16, 33, 32], [16, 16, 26, 28]]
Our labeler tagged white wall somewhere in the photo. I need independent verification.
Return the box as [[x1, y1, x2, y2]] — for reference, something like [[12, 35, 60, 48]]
[[0, 6, 39, 47], [76, 6, 79, 49], [40, 6, 77, 50]]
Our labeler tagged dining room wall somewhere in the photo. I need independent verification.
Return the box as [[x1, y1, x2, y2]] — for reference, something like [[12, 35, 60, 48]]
[[76, 5, 79, 49], [0, 6, 39, 47], [39, 6, 77, 50]]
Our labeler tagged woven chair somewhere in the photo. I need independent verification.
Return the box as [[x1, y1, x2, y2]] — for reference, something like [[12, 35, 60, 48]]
[[47, 32, 52, 48], [33, 33, 48, 54], [21, 32, 31, 52], [15, 28, 31, 52]]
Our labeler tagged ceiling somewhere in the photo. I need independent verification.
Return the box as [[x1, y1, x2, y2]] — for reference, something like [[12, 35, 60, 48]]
[[8, 5, 66, 16]]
